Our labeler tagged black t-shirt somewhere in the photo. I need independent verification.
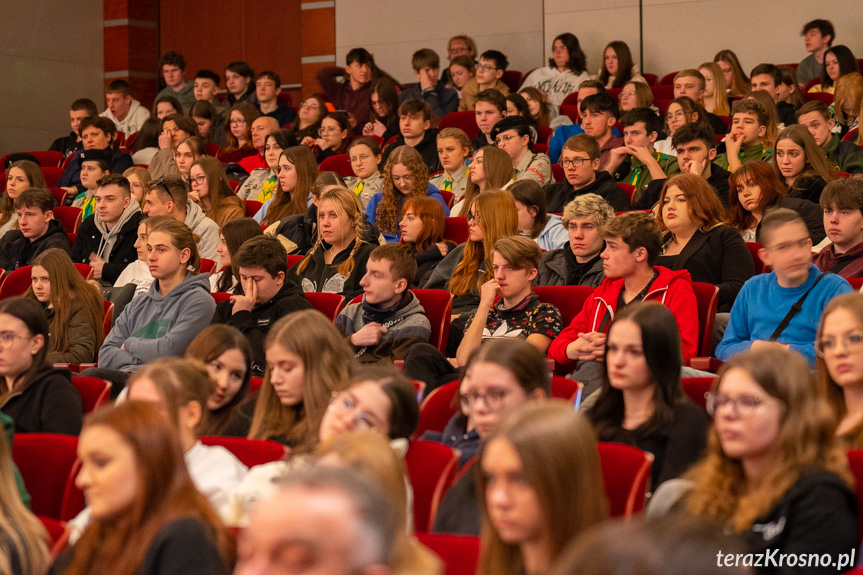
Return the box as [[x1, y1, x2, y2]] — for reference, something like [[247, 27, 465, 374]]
[[564, 249, 601, 286]]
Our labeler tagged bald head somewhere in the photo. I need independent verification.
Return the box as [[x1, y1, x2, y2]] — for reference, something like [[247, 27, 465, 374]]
[[251, 116, 280, 151]]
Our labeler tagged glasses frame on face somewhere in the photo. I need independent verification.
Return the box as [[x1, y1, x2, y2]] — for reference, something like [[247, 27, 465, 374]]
[[467, 211, 481, 223], [705, 392, 775, 417], [327, 391, 381, 432], [0, 332, 31, 349], [349, 153, 372, 164], [319, 126, 340, 136], [476, 64, 498, 72], [815, 332, 863, 357], [560, 157, 590, 168], [459, 388, 509, 412], [229, 118, 247, 127]]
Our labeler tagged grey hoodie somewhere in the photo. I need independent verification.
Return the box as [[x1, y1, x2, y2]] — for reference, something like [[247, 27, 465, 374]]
[[94, 199, 141, 262], [98, 272, 216, 371], [184, 200, 221, 262]]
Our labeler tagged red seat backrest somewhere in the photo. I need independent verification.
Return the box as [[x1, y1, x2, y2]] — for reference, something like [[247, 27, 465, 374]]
[[348, 289, 452, 354], [533, 285, 594, 328], [597, 442, 653, 517], [319, 153, 354, 179], [417, 533, 480, 575], [443, 217, 468, 244], [53, 206, 82, 232], [745, 242, 766, 274], [71, 376, 112, 414], [12, 433, 79, 520], [200, 258, 217, 275], [305, 292, 346, 321], [405, 441, 460, 532], [416, 381, 459, 437], [244, 199, 262, 218], [692, 282, 719, 357], [41, 167, 65, 187], [199, 436, 289, 468], [438, 111, 479, 141], [682, 377, 714, 412]]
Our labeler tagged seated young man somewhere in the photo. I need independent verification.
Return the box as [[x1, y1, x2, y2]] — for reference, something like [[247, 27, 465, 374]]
[[714, 99, 772, 172], [99, 79, 150, 134], [537, 193, 615, 287], [318, 48, 377, 128], [458, 50, 511, 111], [472, 89, 507, 150], [548, 211, 699, 396], [239, 116, 280, 174], [193, 69, 226, 109], [86, 218, 216, 392], [399, 49, 458, 119], [797, 19, 835, 87], [717, 207, 851, 366], [0, 188, 71, 271], [50, 98, 97, 160], [256, 71, 296, 127], [71, 174, 142, 285], [628, 123, 730, 210], [71, 149, 112, 220], [490, 116, 552, 187], [546, 134, 629, 213], [155, 51, 195, 112], [141, 175, 220, 261], [226, 61, 258, 106], [379, 99, 441, 173], [672, 69, 727, 136], [797, 101, 863, 175], [814, 178, 863, 278], [57, 116, 133, 197], [211, 235, 312, 375], [750, 63, 797, 127], [335, 243, 431, 364], [548, 79, 608, 163], [604, 107, 678, 200], [579, 92, 623, 171]]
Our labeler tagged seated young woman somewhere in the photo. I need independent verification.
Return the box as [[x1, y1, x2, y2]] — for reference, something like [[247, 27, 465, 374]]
[[290, 95, 327, 145], [237, 129, 296, 203], [25, 248, 104, 364], [654, 173, 754, 312], [451, 146, 513, 216], [727, 160, 825, 243], [447, 55, 476, 98], [343, 137, 384, 210], [314, 112, 351, 164], [189, 99, 227, 148], [220, 102, 260, 165], [290, 187, 378, 299], [697, 62, 730, 117], [833, 73, 862, 140], [0, 427, 50, 575], [152, 94, 182, 119], [428, 128, 472, 204], [519, 32, 590, 111], [778, 66, 805, 112], [492, 116, 552, 188], [682, 347, 857, 565], [1, 159, 47, 236], [362, 78, 400, 141], [808, 45, 859, 95], [367, 146, 449, 242], [772, 124, 838, 204], [255, 146, 318, 227], [588, 302, 709, 487], [273, 171, 352, 256], [148, 115, 200, 180], [185, 325, 254, 437], [227, 364, 420, 525], [0, 297, 82, 435], [189, 156, 244, 228], [54, 401, 233, 574], [520, 87, 559, 128], [423, 190, 518, 355], [505, 93, 534, 122], [654, 97, 710, 156], [129, 118, 161, 167], [223, 310, 352, 446], [619, 80, 655, 113], [598, 40, 646, 89], [509, 179, 568, 251], [477, 401, 607, 575], [210, 217, 264, 294], [431, 339, 550, 536], [122, 166, 151, 205], [714, 49, 750, 98], [399, 196, 455, 286]]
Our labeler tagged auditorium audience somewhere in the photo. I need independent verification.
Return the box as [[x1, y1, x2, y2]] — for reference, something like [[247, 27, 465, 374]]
[[399, 196, 454, 286], [814, 179, 863, 278], [772, 124, 838, 203]]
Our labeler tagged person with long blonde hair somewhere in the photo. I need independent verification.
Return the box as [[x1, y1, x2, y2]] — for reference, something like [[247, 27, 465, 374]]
[[713, 49, 750, 97], [223, 310, 352, 446], [451, 146, 513, 216], [833, 72, 862, 141], [25, 248, 104, 364], [477, 401, 608, 575], [255, 145, 318, 227], [698, 62, 730, 116], [684, 347, 857, 561]]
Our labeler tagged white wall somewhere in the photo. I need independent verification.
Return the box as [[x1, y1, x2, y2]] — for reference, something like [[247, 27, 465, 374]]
[[0, 0, 104, 157], [335, 0, 545, 84]]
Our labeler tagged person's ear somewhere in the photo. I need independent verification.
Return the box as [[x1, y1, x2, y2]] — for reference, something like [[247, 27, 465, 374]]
[[275, 86, 282, 96], [527, 267, 538, 283], [180, 400, 203, 429], [828, 118, 836, 130], [530, 388, 547, 401], [180, 247, 191, 265], [708, 148, 717, 161], [166, 200, 175, 213], [275, 271, 285, 285], [691, 112, 699, 123], [394, 277, 408, 294], [606, 116, 616, 128], [423, 119, 431, 131], [414, 69, 422, 80], [43, 211, 53, 224], [494, 69, 504, 80], [634, 246, 648, 263], [758, 246, 772, 268], [591, 158, 601, 171], [30, 334, 45, 356], [757, 125, 767, 138], [648, 131, 658, 144], [528, 206, 539, 218]]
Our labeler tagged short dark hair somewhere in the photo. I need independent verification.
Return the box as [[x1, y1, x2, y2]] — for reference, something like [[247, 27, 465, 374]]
[[226, 61, 254, 80], [820, 178, 863, 212], [97, 174, 131, 197], [398, 99, 432, 122], [580, 92, 620, 120], [14, 188, 54, 213], [750, 63, 782, 86], [233, 235, 288, 278], [411, 49, 439, 71], [159, 51, 186, 71], [148, 175, 188, 208], [760, 207, 807, 246], [105, 79, 131, 96], [796, 100, 832, 122], [255, 70, 281, 86], [78, 116, 116, 140], [802, 19, 835, 45], [194, 69, 221, 85], [369, 243, 416, 284], [604, 211, 662, 265], [475, 89, 507, 113], [346, 48, 373, 66], [70, 98, 98, 116], [620, 107, 662, 137], [671, 122, 717, 150], [480, 50, 508, 71]]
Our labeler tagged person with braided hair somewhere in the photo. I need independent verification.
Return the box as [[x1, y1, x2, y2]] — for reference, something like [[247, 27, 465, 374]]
[[289, 187, 378, 300]]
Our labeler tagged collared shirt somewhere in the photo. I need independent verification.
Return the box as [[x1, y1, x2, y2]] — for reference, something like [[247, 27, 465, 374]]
[[429, 163, 470, 202]]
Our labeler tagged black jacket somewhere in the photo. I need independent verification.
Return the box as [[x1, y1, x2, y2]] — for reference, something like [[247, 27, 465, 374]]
[[655, 226, 755, 312], [288, 239, 377, 301], [433, 459, 481, 536], [777, 101, 798, 127], [379, 129, 442, 174], [758, 197, 825, 244], [546, 171, 630, 213], [399, 81, 459, 120], [211, 281, 313, 375], [262, 103, 297, 128], [788, 175, 828, 204], [0, 366, 82, 435], [629, 163, 731, 211], [537, 249, 605, 288], [71, 211, 143, 284], [0, 220, 71, 271], [412, 241, 457, 287]]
